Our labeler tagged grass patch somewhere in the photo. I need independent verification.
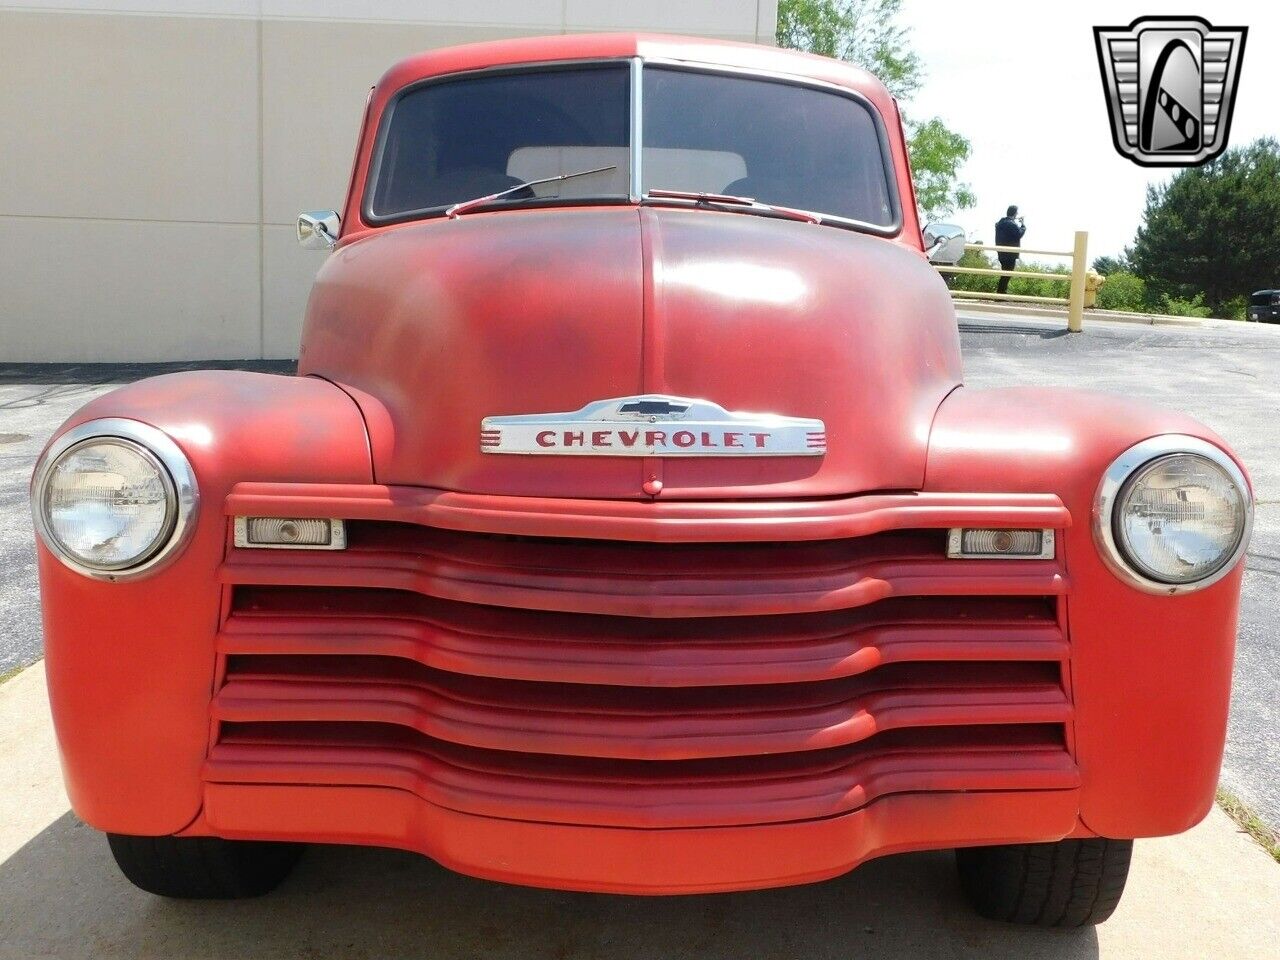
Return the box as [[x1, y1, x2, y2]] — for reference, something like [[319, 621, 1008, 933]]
[[1217, 788, 1280, 864], [0, 664, 26, 686]]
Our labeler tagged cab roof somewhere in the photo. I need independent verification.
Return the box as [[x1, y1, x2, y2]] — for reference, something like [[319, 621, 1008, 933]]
[[374, 33, 895, 110]]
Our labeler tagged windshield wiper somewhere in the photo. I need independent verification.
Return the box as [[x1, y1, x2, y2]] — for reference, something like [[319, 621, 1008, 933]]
[[445, 165, 618, 219], [644, 188, 823, 225]]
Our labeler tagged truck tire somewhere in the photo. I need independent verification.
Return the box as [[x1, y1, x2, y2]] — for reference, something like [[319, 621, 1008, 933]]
[[955, 837, 1132, 927], [106, 834, 303, 899]]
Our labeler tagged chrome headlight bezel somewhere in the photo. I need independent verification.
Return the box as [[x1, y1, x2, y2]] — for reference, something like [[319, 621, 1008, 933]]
[[31, 418, 200, 581], [1094, 435, 1252, 595]]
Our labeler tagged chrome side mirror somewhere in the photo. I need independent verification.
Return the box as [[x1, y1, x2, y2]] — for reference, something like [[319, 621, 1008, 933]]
[[297, 210, 340, 250], [923, 222, 966, 265]]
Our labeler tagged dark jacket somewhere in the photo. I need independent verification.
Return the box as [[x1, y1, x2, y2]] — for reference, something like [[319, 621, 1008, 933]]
[[995, 216, 1026, 248]]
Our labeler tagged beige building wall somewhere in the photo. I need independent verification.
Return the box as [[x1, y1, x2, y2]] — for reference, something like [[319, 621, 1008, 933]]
[[0, 1, 778, 362]]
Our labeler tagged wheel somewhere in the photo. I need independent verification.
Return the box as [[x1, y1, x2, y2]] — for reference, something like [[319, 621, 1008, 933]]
[[955, 837, 1133, 927], [106, 833, 303, 899]]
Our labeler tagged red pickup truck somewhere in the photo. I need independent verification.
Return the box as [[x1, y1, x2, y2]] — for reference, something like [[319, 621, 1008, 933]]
[[32, 34, 1251, 927]]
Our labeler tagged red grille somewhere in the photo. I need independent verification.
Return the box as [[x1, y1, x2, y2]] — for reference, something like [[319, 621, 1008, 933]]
[[208, 517, 1076, 828]]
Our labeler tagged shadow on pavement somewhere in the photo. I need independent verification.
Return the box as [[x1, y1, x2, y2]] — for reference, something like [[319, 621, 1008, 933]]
[[0, 812, 1101, 960], [957, 322, 1072, 340]]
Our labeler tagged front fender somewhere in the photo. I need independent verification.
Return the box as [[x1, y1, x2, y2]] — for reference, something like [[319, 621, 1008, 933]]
[[37, 372, 372, 835], [926, 386, 1247, 838]]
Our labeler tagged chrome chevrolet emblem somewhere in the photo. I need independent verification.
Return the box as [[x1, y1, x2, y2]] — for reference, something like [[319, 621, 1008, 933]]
[[481, 395, 826, 456], [1094, 16, 1247, 168]]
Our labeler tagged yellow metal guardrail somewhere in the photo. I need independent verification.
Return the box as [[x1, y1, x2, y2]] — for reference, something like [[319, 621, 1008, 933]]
[[936, 231, 1089, 333]]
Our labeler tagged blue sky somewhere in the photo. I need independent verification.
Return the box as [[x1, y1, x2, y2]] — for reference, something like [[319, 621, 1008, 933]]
[[897, 1, 1274, 262]]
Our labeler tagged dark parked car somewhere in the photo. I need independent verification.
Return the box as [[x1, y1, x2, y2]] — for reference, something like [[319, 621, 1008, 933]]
[[1250, 290, 1280, 322]]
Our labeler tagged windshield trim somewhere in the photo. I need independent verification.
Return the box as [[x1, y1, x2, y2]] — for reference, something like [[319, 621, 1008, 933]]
[[639, 59, 903, 238], [362, 58, 635, 227], [629, 57, 643, 202], [361, 57, 902, 237]]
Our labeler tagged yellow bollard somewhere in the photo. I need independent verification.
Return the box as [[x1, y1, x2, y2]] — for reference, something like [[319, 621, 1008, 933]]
[[1067, 231, 1088, 332]]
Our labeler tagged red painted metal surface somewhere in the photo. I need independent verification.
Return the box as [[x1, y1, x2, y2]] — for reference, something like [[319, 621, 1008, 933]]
[[300, 208, 960, 499], [225, 484, 1070, 541], [193, 786, 1080, 894], [219, 531, 1066, 620], [926, 386, 1246, 838], [223, 589, 1066, 688], [33, 33, 1248, 893], [204, 725, 1076, 829], [38, 372, 373, 834], [212, 658, 1069, 761]]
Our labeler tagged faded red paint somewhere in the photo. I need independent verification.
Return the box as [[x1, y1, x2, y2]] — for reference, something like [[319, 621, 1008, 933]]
[[34, 33, 1247, 894]]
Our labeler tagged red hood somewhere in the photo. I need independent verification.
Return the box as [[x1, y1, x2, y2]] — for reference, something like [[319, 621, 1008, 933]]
[[298, 207, 962, 499]]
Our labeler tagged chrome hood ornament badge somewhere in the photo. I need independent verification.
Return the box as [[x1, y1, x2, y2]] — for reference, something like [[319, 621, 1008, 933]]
[[481, 394, 826, 457]]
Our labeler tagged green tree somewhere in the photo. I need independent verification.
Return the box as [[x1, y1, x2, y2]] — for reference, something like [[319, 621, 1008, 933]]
[[777, 0, 921, 98], [776, 0, 974, 221], [908, 118, 977, 222], [1091, 254, 1131, 276], [1128, 138, 1280, 314]]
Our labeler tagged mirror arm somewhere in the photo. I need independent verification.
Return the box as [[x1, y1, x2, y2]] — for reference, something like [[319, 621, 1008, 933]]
[[297, 210, 342, 251]]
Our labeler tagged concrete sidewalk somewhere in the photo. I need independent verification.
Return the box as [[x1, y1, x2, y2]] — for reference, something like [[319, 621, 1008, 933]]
[[3, 663, 1278, 960]]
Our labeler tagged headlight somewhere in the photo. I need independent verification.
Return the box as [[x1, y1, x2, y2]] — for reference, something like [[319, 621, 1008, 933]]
[[32, 419, 199, 579], [1096, 436, 1251, 594]]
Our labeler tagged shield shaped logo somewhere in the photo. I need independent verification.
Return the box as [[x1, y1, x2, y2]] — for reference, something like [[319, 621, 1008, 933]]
[[1094, 16, 1247, 167]]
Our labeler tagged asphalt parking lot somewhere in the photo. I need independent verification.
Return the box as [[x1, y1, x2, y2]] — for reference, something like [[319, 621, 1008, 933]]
[[3, 316, 1277, 832]]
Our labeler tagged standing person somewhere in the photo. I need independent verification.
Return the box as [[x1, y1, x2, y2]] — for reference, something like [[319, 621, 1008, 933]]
[[994, 205, 1026, 295]]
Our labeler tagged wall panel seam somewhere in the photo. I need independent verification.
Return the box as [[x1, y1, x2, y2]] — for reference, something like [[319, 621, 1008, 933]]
[[256, 13, 266, 360], [0, 214, 261, 226]]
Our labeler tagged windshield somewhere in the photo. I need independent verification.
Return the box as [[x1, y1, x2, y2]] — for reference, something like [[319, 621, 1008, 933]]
[[642, 67, 895, 227], [367, 64, 631, 221], [365, 61, 898, 230]]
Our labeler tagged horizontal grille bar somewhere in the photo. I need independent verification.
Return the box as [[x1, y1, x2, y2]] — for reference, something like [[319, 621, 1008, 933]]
[[221, 525, 1065, 619], [215, 656, 1069, 761], [225, 484, 1071, 543], [223, 589, 1064, 687], [206, 722, 1077, 828]]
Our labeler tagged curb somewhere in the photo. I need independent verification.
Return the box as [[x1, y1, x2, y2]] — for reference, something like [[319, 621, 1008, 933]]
[[952, 299, 1204, 327]]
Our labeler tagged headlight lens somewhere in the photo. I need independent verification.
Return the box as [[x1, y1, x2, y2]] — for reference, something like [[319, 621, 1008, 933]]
[[1111, 450, 1248, 586], [43, 439, 175, 570], [32, 419, 199, 579]]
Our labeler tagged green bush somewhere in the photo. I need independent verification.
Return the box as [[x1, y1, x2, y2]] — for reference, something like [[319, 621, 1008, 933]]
[[944, 250, 1237, 320], [1220, 295, 1249, 321], [943, 252, 1072, 299], [944, 249, 997, 295], [1157, 293, 1212, 318], [1007, 261, 1070, 300], [1095, 272, 1147, 312]]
